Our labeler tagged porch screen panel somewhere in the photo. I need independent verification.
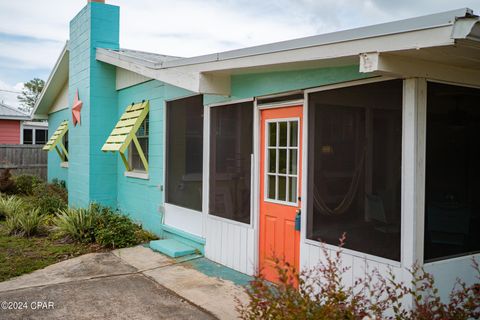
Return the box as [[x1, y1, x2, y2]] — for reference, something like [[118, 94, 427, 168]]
[[424, 82, 480, 262], [166, 95, 204, 212], [307, 80, 402, 261], [209, 101, 253, 224]]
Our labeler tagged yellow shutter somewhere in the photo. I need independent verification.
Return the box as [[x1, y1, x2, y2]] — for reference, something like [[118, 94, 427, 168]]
[[101, 100, 149, 172], [43, 120, 69, 161]]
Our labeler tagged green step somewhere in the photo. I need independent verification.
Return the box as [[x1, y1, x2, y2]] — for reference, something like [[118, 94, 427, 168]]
[[149, 239, 196, 258]]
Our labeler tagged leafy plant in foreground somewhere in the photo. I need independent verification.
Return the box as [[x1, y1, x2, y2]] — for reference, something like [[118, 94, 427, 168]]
[[237, 233, 480, 320]]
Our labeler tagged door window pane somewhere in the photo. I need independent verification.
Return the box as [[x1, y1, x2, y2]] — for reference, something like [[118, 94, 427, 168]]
[[307, 80, 402, 261], [279, 122, 287, 146], [424, 82, 480, 262], [166, 95, 203, 212], [269, 122, 276, 147], [209, 101, 253, 224]]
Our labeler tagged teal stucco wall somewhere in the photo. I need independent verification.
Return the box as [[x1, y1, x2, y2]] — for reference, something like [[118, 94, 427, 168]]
[[204, 65, 369, 105], [115, 80, 192, 235], [68, 2, 119, 208], [47, 108, 69, 186]]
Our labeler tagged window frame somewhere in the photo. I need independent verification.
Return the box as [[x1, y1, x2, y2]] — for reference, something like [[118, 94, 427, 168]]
[[423, 80, 480, 263], [303, 78, 404, 266], [208, 100, 255, 225], [165, 94, 204, 212]]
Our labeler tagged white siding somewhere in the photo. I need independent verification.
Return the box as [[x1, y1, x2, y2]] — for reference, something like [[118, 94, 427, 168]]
[[49, 81, 68, 114], [205, 216, 256, 275], [425, 253, 480, 302], [301, 241, 404, 290]]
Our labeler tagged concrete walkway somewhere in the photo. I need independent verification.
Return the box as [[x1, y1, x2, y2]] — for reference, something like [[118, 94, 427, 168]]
[[0, 246, 250, 320]]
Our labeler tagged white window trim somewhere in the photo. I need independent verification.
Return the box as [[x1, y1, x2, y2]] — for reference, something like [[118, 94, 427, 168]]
[[263, 117, 300, 207], [124, 170, 149, 180], [21, 126, 48, 145], [205, 99, 256, 228], [300, 76, 406, 268]]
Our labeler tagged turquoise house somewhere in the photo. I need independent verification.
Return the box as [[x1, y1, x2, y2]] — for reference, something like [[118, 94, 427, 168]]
[[34, 0, 480, 302]]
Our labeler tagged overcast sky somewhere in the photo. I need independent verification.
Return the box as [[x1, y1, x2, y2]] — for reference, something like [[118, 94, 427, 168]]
[[0, 0, 479, 108]]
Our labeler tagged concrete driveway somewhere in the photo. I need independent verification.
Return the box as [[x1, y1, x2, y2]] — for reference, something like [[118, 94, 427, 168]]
[[0, 247, 250, 320]]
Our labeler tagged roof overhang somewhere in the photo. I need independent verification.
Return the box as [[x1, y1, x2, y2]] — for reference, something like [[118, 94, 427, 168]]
[[96, 8, 480, 95], [33, 42, 69, 119]]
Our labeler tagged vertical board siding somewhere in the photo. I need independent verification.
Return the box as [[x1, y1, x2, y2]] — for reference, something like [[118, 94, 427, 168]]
[[0, 120, 20, 144], [425, 253, 480, 302], [205, 216, 256, 275], [302, 242, 403, 291]]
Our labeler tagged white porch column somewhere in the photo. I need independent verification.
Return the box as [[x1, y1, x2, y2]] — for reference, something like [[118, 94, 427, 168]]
[[401, 78, 427, 302]]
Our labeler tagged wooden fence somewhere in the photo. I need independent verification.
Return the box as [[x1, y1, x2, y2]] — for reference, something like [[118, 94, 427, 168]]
[[0, 144, 47, 180]]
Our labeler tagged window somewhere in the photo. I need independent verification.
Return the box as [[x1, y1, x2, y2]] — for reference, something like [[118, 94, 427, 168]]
[[23, 129, 33, 144], [266, 120, 299, 204], [166, 95, 203, 211], [129, 117, 149, 171], [307, 80, 402, 261], [62, 132, 69, 162], [34, 129, 48, 145], [209, 102, 253, 224], [424, 82, 480, 262]]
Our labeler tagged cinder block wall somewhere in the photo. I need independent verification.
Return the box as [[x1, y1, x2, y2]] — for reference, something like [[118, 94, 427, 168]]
[[68, 2, 119, 207]]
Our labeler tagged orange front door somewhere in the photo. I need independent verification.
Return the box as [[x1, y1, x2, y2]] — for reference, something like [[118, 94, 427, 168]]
[[259, 105, 302, 283]]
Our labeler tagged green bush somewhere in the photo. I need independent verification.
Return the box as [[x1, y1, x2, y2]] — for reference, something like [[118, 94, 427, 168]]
[[5, 208, 45, 237], [54, 207, 97, 243], [94, 207, 138, 248], [0, 195, 25, 219], [31, 181, 68, 215], [13, 174, 42, 195]]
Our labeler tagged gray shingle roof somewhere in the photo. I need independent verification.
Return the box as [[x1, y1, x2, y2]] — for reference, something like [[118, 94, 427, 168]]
[[0, 102, 30, 120]]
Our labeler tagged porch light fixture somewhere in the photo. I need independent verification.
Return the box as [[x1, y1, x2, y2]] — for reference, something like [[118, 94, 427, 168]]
[[42, 120, 69, 161], [101, 100, 149, 172]]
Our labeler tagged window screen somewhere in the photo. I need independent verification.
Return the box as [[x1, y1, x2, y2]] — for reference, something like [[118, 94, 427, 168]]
[[166, 95, 203, 211], [424, 82, 480, 262], [209, 101, 253, 224], [129, 117, 149, 171], [23, 129, 32, 144], [307, 80, 402, 261]]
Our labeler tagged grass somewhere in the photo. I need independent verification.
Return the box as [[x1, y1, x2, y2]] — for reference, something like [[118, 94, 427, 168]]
[[0, 221, 102, 282]]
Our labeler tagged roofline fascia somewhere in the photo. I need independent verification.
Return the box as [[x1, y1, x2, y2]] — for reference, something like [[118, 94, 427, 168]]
[[156, 8, 474, 69], [32, 41, 69, 117]]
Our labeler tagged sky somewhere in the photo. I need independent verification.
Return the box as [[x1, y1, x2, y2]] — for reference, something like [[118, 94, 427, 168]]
[[0, 0, 479, 109]]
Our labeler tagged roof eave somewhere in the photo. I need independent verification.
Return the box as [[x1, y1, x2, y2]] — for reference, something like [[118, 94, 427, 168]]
[[32, 41, 69, 118]]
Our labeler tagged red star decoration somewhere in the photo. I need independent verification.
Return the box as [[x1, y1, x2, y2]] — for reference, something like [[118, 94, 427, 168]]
[[72, 89, 83, 126]]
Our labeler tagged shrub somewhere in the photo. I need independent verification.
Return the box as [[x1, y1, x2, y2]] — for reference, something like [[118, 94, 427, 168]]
[[0, 169, 15, 194], [54, 207, 97, 243], [4, 208, 45, 237], [236, 234, 480, 320], [31, 181, 68, 215], [13, 174, 42, 195], [94, 206, 138, 248], [0, 195, 25, 219]]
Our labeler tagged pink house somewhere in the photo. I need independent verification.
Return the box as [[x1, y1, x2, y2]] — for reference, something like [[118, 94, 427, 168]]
[[0, 102, 48, 145]]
